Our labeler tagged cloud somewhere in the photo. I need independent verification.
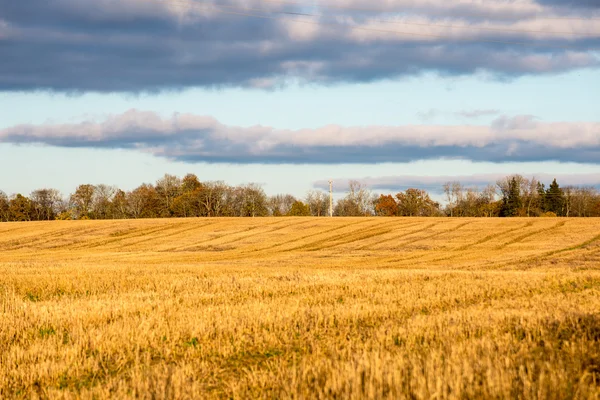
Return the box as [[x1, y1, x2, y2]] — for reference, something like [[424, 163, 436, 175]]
[[0, 0, 598, 92], [456, 109, 500, 118], [1, 109, 599, 164], [314, 173, 600, 193]]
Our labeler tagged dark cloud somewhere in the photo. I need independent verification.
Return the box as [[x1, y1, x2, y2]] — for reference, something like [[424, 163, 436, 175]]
[[0, 0, 598, 92], [536, 0, 600, 9], [1, 109, 599, 164]]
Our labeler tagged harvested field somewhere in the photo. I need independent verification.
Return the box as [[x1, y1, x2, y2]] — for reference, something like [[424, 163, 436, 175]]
[[1, 217, 600, 399]]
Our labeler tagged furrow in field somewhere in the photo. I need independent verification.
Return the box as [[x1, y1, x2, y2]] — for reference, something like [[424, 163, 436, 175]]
[[399, 221, 474, 248], [383, 221, 475, 265], [172, 219, 293, 252], [160, 221, 262, 252], [454, 221, 535, 251], [289, 220, 402, 252], [214, 219, 315, 247], [343, 221, 426, 251], [246, 219, 374, 253], [496, 221, 567, 249], [512, 230, 600, 268], [0, 224, 112, 250], [358, 221, 444, 250], [107, 221, 222, 250], [305, 220, 413, 251], [68, 223, 187, 250], [0, 224, 89, 247]]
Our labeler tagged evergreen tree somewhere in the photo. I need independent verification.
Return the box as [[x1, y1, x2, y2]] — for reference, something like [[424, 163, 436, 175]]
[[501, 177, 522, 217], [545, 179, 564, 216], [537, 182, 546, 213]]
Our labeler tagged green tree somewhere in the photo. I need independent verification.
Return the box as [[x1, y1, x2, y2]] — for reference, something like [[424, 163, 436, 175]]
[[545, 179, 565, 216], [500, 177, 522, 217], [288, 201, 311, 216], [396, 188, 440, 217], [9, 194, 33, 221]]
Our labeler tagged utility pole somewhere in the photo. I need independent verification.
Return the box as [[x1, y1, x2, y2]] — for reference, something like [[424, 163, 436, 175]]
[[329, 180, 333, 217]]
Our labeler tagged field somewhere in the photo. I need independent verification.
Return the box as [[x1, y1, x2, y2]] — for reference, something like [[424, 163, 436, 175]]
[[1, 217, 599, 399]]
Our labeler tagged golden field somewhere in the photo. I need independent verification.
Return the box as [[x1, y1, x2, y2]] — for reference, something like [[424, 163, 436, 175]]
[[1, 217, 599, 399]]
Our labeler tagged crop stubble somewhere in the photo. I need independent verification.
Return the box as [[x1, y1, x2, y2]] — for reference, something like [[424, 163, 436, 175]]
[[0, 217, 599, 399]]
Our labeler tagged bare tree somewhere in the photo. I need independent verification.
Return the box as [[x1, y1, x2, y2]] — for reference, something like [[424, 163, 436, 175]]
[[0, 190, 10, 222], [305, 190, 329, 217], [480, 185, 497, 217], [335, 180, 373, 216], [571, 187, 596, 217], [443, 181, 463, 217], [93, 184, 118, 219], [198, 181, 231, 217], [268, 194, 297, 216], [70, 184, 96, 219], [30, 188, 63, 220], [126, 184, 159, 219], [231, 184, 268, 217], [520, 177, 539, 217], [155, 174, 182, 217]]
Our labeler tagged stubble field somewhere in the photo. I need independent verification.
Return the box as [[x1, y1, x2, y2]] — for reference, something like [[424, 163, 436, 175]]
[[1, 217, 599, 399]]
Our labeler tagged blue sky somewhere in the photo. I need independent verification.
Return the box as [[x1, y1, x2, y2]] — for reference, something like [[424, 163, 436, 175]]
[[0, 0, 599, 199]]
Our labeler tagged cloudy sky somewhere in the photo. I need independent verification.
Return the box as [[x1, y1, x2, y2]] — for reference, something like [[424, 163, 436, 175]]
[[0, 0, 599, 198]]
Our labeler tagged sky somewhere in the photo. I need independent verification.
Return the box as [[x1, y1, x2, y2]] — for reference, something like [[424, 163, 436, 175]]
[[0, 0, 599, 198]]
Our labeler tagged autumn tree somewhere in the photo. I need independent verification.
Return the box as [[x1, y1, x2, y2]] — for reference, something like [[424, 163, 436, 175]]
[[181, 174, 202, 193], [170, 174, 205, 217], [171, 191, 201, 218], [375, 194, 398, 216]]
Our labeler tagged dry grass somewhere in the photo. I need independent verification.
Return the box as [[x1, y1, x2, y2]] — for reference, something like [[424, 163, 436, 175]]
[[1, 217, 599, 399]]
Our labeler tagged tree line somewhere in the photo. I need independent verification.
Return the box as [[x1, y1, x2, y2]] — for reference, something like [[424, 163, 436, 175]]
[[1, 174, 599, 222]]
